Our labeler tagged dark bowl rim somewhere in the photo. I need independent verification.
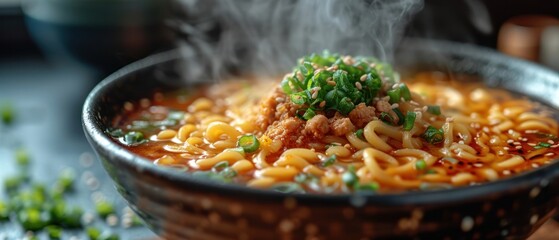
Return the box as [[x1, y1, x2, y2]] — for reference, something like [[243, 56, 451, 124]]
[[82, 39, 559, 205]]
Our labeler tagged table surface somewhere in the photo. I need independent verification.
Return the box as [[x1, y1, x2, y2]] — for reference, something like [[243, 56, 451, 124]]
[[0, 57, 556, 239]]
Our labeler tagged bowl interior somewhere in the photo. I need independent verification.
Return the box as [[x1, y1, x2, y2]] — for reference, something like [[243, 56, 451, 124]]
[[83, 39, 559, 204]]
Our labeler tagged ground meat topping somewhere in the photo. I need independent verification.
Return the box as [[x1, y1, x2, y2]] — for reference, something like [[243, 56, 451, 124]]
[[349, 103, 376, 128], [304, 115, 330, 139]]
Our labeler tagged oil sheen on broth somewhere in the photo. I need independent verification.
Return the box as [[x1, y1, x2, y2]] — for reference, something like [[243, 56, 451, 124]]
[[109, 53, 559, 194]]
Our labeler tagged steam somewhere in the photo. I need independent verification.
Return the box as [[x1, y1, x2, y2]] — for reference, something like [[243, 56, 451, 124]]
[[170, 0, 423, 83]]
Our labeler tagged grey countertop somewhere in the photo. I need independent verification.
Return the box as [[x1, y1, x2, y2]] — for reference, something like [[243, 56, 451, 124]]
[[0, 57, 155, 239]]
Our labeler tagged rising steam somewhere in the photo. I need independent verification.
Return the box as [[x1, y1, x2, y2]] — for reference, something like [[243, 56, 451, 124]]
[[170, 0, 423, 82]]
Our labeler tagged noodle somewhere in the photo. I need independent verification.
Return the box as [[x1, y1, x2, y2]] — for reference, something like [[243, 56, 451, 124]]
[[111, 53, 559, 194]]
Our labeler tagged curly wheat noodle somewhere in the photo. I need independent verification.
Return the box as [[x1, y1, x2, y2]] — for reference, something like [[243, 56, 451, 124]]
[[122, 72, 559, 193]]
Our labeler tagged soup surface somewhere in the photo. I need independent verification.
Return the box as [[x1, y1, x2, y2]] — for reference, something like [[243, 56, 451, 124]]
[[109, 53, 559, 194]]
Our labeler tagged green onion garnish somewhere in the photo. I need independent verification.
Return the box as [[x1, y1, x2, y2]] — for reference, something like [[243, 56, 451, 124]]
[[354, 182, 380, 192], [281, 52, 392, 118], [403, 111, 416, 131], [399, 84, 412, 101], [422, 126, 444, 144], [322, 155, 337, 167], [427, 105, 441, 115], [387, 88, 401, 104], [95, 201, 115, 219], [46, 225, 63, 239], [535, 142, 552, 149], [302, 108, 316, 120], [393, 108, 405, 125], [379, 112, 394, 125], [415, 159, 427, 170], [342, 165, 359, 188], [1, 102, 14, 124], [355, 129, 365, 140], [271, 183, 305, 194], [123, 131, 147, 146], [237, 135, 260, 153]]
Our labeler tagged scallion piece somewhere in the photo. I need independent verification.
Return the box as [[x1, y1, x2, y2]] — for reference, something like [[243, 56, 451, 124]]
[[355, 129, 365, 140], [123, 131, 147, 146], [302, 108, 316, 120], [387, 88, 401, 104], [342, 165, 359, 188], [403, 111, 416, 131], [322, 155, 337, 167], [379, 112, 394, 125], [354, 182, 380, 192], [427, 105, 441, 115], [393, 108, 405, 125], [422, 126, 444, 144], [535, 142, 552, 149], [237, 135, 260, 153], [95, 201, 115, 219], [415, 159, 427, 170], [1, 102, 14, 124], [46, 225, 63, 239], [399, 84, 412, 101]]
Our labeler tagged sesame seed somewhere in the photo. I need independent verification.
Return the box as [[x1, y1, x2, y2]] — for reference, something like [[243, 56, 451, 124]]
[[547, 140, 555, 144], [532, 163, 539, 168], [503, 147, 510, 150], [515, 146, 522, 149], [446, 117, 455, 123], [311, 91, 318, 99], [392, 83, 400, 89], [545, 153, 554, 157], [507, 139, 514, 144], [355, 82, 362, 90], [552, 144, 559, 148], [369, 63, 377, 68], [458, 141, 465, 144], [525, 130, 538, 134], [275, 97, 285, 102], [422, 106, 428, 112], [327, 80, 336, 86], [409, 100, 419, 106], [319, 101, 326, 108], [528, 143, 537, 147], [503, 170, 511, 175], [521, 138, 528, 142], [313, 69, 323, 75], [360, 74, 367, 81], [513, 142, 521, 146], [391, 103, 399, 109]]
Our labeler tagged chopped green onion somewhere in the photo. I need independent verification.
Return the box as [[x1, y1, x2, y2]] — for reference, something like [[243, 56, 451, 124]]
[[342, 165, 359, 188], [422, 126, 444, 144], [219, 167, 238, 179], [95, 201, 115, 219], [338, 97, 355, 115], [387, 88, 401, 104], [86, 227, 102, 240], [237, 135, 260, 153], [271, 183, 304, 194], [354, 182, 379, 192], [322, 155, 337, 167], [399, 84, 412, 101], [302, 108, 316, 120], [535, 142, 552, 149], [0, 200, 9, 221], [123, 131, 147, 146], [15, 148, 30, 167], [379, 112, 394, 125], [425, 169, 438, 175], [17, 208, 49, 231], [415, 159, 427, 171], [1, 102, 14, 124], [427, 105, 441, 115], [212, 161, 229, 172], [107, 128, 124, 138], [355, 129, 364, 140], [46, 225, 63, 239], [403, 111, 416, 131]]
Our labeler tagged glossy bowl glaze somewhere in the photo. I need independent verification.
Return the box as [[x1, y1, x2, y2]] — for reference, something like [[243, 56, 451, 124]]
[[83, 40, 559, 240]]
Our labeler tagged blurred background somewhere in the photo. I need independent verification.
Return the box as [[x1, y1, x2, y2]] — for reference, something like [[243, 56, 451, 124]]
[[0, 0, 558, 238]]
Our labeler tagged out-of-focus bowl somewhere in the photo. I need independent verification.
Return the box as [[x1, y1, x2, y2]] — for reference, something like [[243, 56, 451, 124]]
[[22, 0, 173, 75], [83, 40, 559, 240]]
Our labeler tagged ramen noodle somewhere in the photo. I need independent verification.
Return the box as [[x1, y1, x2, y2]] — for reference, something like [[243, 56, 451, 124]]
[[109, 52, 559, 194]]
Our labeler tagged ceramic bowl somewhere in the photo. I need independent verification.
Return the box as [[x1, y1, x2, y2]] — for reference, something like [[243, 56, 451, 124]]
[[83, 39, 559, 240]]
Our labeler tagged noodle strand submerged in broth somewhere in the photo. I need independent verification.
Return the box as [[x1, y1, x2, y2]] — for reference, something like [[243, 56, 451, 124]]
[[110, 53, 559, 194]]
